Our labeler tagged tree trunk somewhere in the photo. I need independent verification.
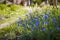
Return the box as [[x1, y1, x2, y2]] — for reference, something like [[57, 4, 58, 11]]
[[49, 0, 58, 6], [53, 0, 58, 6], [13, 0, 21, 4]]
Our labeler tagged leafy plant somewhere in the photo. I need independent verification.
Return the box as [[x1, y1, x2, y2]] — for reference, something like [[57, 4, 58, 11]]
[[0, 6, 60, 40]]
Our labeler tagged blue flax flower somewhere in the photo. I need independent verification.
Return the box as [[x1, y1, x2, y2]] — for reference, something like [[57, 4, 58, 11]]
[[42, 28, 46, 32], [35, 21, 39, 26], [56, 27, 60, 30], [18, 20, 23, 24], [32, 20, 34, 22], [45, 21, 49, 25], [22, 24, 26, 27], [30, 20, 34, 24], [32, 27, 34, 31], [30, 22, 33, 24], [58, 16, 60, 19], [43, 14, 49, 20], [19, 21, 22, 24], [34, 17, 38, 21], [52, 18, 57, 23]]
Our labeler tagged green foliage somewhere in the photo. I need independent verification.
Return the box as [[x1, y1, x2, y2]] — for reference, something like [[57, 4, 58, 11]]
[[10, 4, 20, 11], [0, 4, 8, 10], [33, 0, 42, 5], [58, 0, 60, 2], [0, 4, 27, 24], [0, 6, 60, 40], [36, 0, 42, 5]]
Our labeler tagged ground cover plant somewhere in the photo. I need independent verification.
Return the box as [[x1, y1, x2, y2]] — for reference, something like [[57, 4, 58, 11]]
[[0, 6, 60, 40], [0, 4, 27, 24]]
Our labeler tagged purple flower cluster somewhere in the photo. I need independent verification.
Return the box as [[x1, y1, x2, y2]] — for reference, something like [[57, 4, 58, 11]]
[[52, 18, 57, 23], [17, 9, 60, 32], [42, 14, 50, 20], [42, 28, 46, 32], [58, 16, 60, 19], [56, 27, 60, 30], [35, 21, 39, 26]]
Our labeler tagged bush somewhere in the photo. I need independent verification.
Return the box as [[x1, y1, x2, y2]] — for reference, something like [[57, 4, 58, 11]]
[[0, 6, 60, 40]]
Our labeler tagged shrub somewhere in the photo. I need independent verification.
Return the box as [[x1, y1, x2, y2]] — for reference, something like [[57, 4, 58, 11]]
[[0, 6, 60, 40]]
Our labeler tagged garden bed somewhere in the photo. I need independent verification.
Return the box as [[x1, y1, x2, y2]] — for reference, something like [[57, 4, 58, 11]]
[[0, 5, 60, 40]]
